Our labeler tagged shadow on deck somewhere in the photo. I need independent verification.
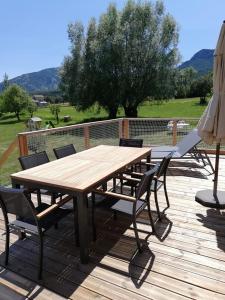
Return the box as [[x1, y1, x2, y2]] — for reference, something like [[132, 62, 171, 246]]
[[1, 157, 225, 299]]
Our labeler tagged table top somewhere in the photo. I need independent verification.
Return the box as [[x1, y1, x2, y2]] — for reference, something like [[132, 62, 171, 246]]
[[11, 145, 151, 193]]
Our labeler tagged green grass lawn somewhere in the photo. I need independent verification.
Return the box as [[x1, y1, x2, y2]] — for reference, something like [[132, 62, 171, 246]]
[[0, 97, 206, 185]]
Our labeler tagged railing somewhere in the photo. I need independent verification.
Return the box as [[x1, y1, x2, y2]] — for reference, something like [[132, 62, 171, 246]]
[[17, 117, 224, 159], [1, 117, 224, 185]]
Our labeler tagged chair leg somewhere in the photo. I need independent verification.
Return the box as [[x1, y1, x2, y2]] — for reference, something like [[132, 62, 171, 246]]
[[146, 202, 156, 234], [120, 179, 123, 194], [51, 193, 56, 205], [5, 226, 10, 266], [91, 193, 96, 241], [133, 216, 142, 253], [113, 178, 116, 192], [113, 210, 117, 220], [154, 189, 161, 221], [37, 190, 42, 206], [38, 233, 44, 280], [73, 197, 79, 246], [164, 181, 170, 209]]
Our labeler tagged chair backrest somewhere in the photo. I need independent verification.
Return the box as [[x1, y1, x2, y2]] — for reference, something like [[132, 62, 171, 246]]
[[53, 144, 76, 159], [136, 164, 159, 200], [155, 152, 173, 178], [119, 138, 143, 148], [19, 151, 49, 170], [176, 129, 201, 156], [0, 186, 37, 221]]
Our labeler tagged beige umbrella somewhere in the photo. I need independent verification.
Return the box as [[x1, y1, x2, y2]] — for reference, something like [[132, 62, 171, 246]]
[[196, 21, 225, 208]]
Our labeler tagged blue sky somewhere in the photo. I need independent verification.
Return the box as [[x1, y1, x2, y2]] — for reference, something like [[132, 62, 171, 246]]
[[0, 0, 224, 79]]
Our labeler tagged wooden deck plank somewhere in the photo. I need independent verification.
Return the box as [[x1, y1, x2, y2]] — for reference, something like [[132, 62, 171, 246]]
[[1, 156, 225, 299]]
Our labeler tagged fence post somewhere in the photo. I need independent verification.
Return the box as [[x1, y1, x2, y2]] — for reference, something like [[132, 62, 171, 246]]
[[84, 126, 90, 149], [172, 120, 177, 146], [119, 119, 123, 139], [123, 119, 129, 139], [18, 134, 28, 156]]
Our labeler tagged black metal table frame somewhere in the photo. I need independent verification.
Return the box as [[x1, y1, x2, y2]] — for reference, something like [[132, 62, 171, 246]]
[[11, 153, 151, 264]]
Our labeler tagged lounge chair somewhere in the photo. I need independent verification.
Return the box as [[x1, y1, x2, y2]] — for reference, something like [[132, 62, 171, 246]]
[[150, 129, 214, 173]]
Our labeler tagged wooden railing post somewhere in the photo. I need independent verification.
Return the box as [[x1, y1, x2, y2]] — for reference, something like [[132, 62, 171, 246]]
[[119, 119, 123, 139], [0, 138, 18, 168], [172, 120, 178, 146], [18, 134, 28, 156], [84, 126, 90, 149], [123, 119, 129, 139]]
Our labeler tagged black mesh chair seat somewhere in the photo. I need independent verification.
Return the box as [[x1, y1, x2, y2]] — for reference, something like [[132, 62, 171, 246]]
[[0, 186, 77, 280], [111, 199, 146, 215], [150, 180, 163, 191]]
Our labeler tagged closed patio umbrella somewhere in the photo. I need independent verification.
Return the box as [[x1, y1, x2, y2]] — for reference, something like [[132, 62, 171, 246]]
[[195, 21, 225, 208]]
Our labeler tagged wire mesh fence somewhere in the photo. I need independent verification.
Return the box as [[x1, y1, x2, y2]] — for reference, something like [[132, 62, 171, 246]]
[[1, 117, 223, 185], [22, 118, 222, 160]]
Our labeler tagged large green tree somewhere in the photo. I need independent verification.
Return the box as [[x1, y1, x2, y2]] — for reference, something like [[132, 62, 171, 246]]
[[1, 84, 33, 121], [175, 67, 198, 98], [60, 0, 179, 117]]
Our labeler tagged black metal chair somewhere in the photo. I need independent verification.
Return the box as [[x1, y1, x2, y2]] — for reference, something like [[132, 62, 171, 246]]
[[118, 138, 143, 194], [94, 164, 159, 251], [53, 144, 76, 159], [18, 151, 59, 205], [119, 153, 172, 220], [150, 153, 173, 220], [0, 186, 76, 280]]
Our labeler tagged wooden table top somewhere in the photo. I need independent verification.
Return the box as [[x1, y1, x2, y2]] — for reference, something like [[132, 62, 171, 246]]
[[11, 145, 151, 193]]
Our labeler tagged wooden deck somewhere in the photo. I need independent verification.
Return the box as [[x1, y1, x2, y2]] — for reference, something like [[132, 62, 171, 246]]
[[1, 156, 225, 299]]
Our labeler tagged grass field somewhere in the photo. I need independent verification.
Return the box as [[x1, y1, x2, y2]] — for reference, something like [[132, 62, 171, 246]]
[[0, 97, 206, 185]]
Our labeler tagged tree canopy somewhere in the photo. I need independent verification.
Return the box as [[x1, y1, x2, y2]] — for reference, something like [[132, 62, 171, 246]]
[[1, 84, 33, 121], [60, 0, 180, 117]]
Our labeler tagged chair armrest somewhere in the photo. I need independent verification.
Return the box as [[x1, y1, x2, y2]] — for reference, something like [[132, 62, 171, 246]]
[[93, 189, 136, 202], [116, 174, 141, 183], [36, 195, 72, 219]]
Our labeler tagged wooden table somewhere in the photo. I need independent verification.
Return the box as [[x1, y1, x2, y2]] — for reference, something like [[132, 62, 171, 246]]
[[11, 145, 151, 263]]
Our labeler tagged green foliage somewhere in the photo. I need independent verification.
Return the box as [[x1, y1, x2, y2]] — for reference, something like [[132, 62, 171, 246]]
[[190, 72, 213, 104], [60, 0, 180, 117], [27, 100, 37, 117], [1, 84, 33, 121], [175, 67, 198, 98], [49, 103, 61, 123]]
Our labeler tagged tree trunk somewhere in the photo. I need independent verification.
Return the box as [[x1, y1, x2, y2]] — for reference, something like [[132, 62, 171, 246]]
[[108, 106, 118, 119], [15, 112, 20, 121], [124, 106, 138, 117]]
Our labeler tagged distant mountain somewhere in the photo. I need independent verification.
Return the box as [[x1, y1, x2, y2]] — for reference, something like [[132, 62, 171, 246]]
[[179, 49, 214, 76], [0, 67, 60, 93], [0, 49, 214, 93]]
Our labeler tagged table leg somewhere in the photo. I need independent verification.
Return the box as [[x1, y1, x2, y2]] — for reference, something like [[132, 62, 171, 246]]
[[77, 192, 89, 264], [146, 154, 151, 171]]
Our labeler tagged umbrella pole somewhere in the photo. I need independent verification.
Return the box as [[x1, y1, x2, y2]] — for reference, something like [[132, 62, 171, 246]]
[[213, 143, 220, 197]]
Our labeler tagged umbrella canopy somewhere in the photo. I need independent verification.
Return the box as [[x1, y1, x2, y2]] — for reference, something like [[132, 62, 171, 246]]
[[197, 22, 225, 144], [196, 21, 225, 208]]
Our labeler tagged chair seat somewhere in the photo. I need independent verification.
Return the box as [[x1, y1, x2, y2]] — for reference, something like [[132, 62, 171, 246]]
[[111, 199, 146, 215], [150, 180, 163, 191]]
